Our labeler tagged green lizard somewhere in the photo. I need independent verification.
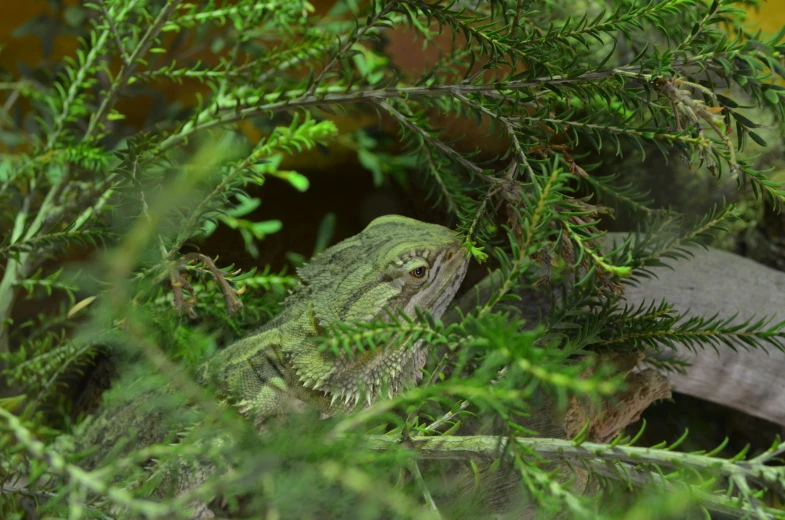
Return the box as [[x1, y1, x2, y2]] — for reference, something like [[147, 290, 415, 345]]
[[69, 214, 470, 516]]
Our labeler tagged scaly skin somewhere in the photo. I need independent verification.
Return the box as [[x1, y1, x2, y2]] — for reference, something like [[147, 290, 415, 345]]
[[198, 214, 470, 419], [70, 215, 470, 512]]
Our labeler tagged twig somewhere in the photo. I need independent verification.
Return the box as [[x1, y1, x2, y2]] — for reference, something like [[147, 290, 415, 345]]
[[181, 253, 243, 316], [408, 460, 442, 517], [451, 91, 535, 180], [511, 0, 524, 36], [732, 474, 769, 520], [422, 148, 458, 214], [423, 367, 506, 433], [156, 62, 710, 155], [306, 2, 395, 96], [0, 1, 143, 350], [589, 461, 773, 519], [364, 434, 785, 489], [424, 400, 469, 432], [751, 441, 785, 465], [86, 0, 183, 139], [99, 0, 132, 65], [376, 99, 494, 183], [677, 1, 720, 51]]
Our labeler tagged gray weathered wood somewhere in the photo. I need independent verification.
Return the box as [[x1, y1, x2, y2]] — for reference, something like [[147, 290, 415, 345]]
[[605, 234, 785, 427], [447, 236, 785, 427]]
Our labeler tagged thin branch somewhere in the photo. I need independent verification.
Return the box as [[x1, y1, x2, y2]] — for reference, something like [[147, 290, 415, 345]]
[[422, 148, 459, 214], [408, 460, 442, 518], [98, 0, 132, 65], [751, 441, 785, 465], [452, 91, 535, 179], [589, 461, 775, 519], [511, 0, 524, 36], [365, 434, 785, 490], [86, 0, 183, 139], [156, 61, 713, 155], [376, 99, 493, 182], [677, 1, 720, 51], [306, 2, 395, 96], [423, 400, 469, 432]]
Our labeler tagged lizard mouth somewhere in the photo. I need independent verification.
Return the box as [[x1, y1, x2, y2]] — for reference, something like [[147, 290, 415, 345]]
[[427, 244, 469, 321]]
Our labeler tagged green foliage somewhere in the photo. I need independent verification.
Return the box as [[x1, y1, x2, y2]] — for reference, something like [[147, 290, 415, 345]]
[[1, 0, 785, 519]]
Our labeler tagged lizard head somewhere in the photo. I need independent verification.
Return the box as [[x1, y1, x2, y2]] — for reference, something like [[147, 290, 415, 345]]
[[298, 214, 470, 327], [293, 215, 470, 407]]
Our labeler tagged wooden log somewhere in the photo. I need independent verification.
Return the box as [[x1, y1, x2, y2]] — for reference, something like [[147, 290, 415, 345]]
[[605, 234, 785, 427], [446, 236, 785, 427]]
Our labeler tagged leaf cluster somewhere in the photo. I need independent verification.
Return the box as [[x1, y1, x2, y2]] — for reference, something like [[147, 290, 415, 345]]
[[1, 1, 785, 519]]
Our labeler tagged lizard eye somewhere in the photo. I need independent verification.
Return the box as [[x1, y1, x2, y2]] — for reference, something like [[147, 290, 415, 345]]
[[409, 266, 427, 279]]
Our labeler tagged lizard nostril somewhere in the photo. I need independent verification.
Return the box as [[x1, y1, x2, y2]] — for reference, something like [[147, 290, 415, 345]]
[[446, 251, 454, 261]]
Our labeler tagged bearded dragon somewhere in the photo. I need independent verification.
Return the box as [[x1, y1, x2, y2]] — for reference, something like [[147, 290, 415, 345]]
[[68, 215, 470, 515]]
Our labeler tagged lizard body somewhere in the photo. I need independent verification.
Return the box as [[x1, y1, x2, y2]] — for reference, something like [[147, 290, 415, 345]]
[[199, 214, 469, 418], [70, 215, 469, 512]]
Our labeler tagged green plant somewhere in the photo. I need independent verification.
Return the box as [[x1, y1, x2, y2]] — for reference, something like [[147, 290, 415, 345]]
[[1, 0, 785, 518]]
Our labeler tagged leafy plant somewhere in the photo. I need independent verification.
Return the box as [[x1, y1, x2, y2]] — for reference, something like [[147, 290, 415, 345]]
[[1, 0, 785, 518]]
